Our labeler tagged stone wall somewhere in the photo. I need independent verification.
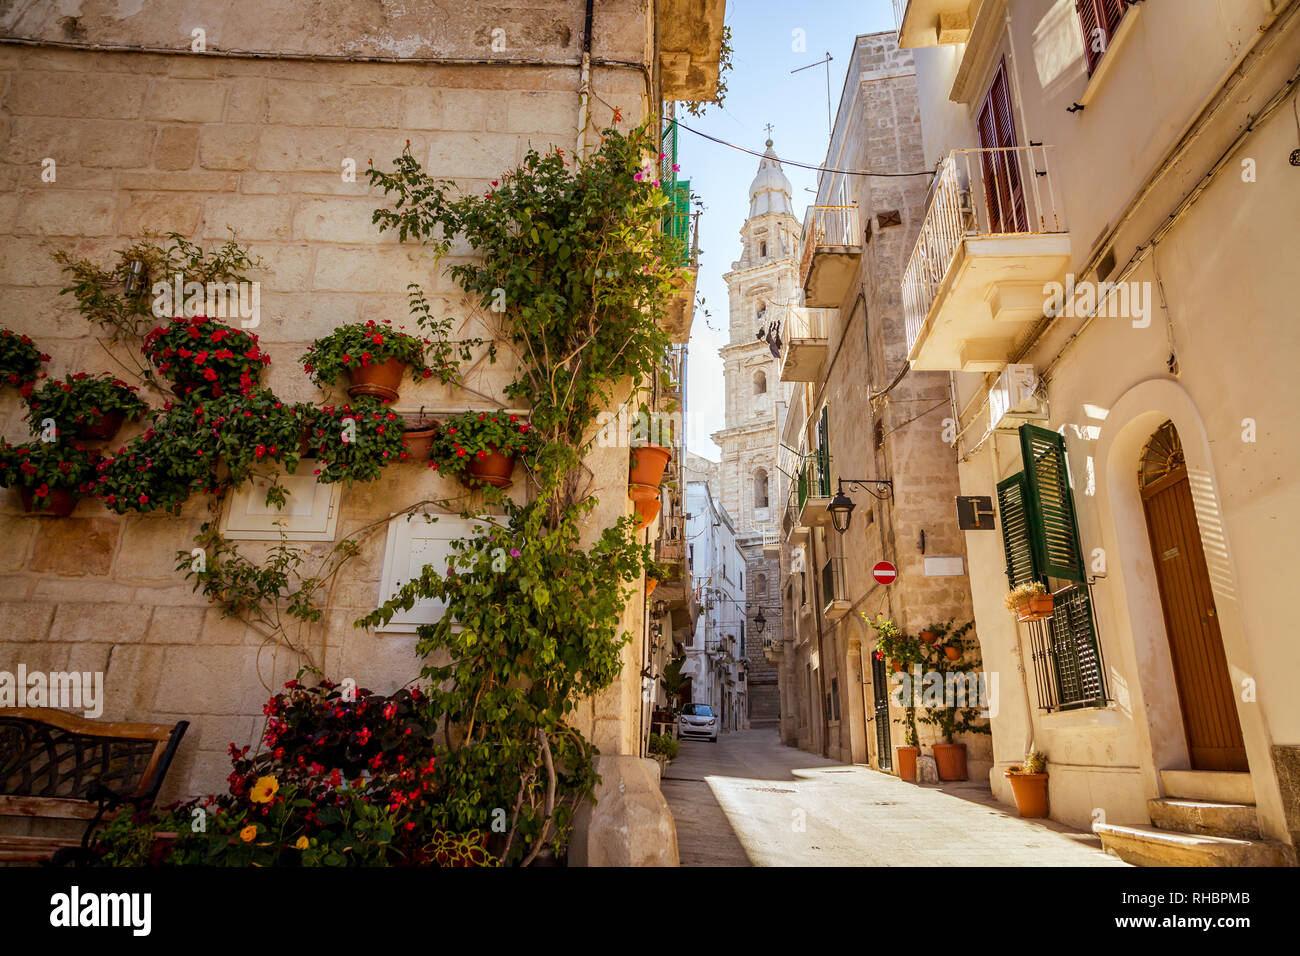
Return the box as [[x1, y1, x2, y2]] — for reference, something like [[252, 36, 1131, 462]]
[[0, 4, 657, 802]]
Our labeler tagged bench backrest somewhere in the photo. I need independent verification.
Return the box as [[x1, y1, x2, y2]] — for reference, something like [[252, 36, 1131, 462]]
[[0, 708, 189, 807]]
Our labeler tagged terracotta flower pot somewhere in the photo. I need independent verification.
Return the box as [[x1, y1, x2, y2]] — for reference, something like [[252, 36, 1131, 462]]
[[346, 357, 407, 401], [895, 745, 920, 782], [890, 661, 903, 673], [74, 410, 127, 442], [646, 578, 659, 596], [932, 742, 968, 781], [1005, 770, 1049, 817], [402, 424, 438, 463], [1016, 593, 1054, 623], [18, 486, 79, 516], [944, 645, 962, 662], [462, 444, 516, 489], [628, 444, 672, 495], [920, 630, 937, 644], [635, 497, 661, 530]]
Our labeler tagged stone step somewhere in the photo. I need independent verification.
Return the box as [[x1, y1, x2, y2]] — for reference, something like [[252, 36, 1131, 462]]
[[1160, 770, 1254, 805], [1095, 823, 1294, 867], [1147, 798, 1260, 839]]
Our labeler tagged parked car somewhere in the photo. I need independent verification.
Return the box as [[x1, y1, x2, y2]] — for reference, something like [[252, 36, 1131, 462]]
[[678, 702, 718, 742]]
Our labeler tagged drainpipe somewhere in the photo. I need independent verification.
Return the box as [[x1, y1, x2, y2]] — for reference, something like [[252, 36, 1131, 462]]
[[575, 0, 595, 156]]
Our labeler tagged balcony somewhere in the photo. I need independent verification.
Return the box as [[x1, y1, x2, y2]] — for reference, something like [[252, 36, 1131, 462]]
[[761, 530, 781, 556], [662, 180, 700, 345], [777, 306, 834, 382], [795, 453, 834, 527], [902, 146, 1070, 372], [893, 0, 975, 49], [799, 205, 861, 308], [820, 556, 851, 621], [658, 0, 728, 102]]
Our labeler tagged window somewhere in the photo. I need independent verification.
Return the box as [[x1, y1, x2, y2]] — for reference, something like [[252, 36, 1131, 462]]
[[755, 572, 767, 595], [997, 424, 1107, 711], [753, 369, 767, 395], [375, 514, 492, 633], [219, 471, 341, 541], [977, 61, 1027, 233], [760, 240, 767, 258], [829, 677, 840, 721], [754, 468, 769, 509], [681, 703, 714, 717], [1076, 0, 1130, 76]]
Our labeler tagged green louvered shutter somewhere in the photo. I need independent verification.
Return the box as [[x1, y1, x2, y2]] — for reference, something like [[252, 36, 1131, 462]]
[[1020, 423, 1085, 582], [996, 471, 1038, 588]]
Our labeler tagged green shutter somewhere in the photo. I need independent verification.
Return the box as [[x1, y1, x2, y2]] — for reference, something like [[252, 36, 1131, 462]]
[[996, 471, 1038, 588], [1020, 423, 1086, 582], [1048, 585, 1106, 707]]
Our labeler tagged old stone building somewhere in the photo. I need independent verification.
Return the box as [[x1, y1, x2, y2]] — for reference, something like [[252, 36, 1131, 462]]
[[770, 32, 980, 771], [710, 142, 800, 729], [0, 0, 726, 866]]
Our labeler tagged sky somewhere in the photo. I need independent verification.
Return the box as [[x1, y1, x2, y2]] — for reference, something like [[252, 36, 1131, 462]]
[[680, 0, 897, 461]]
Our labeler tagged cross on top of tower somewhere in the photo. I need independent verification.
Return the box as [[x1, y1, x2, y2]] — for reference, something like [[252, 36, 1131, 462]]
[[763, 123, 774, 146]]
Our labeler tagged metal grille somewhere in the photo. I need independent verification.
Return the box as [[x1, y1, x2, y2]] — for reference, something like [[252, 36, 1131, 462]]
[[870, 650, 893, 770], [0, 720, 161, 800], [1026, 584, 1108, 712]]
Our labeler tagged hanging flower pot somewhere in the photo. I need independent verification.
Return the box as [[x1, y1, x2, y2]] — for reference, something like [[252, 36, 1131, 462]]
[[628, 444, 672, 496], [463, 444, 516, 489], [346, 357, 407, 402], [74, 410, 127, 442], [943, 645, 962, 662], [18, 486, 79, 517], [1016, 593, 1054, 623], [628, 481, 660, 501], [646, 577, 659, 596], [890, 660, 903, 673], [932, 742, 968, 781], [634, 497, 661, 530], [401, 422, 439, 463], [919, 630, 938, 644], [895, 745, 920, 782]]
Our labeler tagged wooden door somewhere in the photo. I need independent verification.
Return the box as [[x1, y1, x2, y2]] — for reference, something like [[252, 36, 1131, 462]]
[[977, 62, 1027, 233], [1142, 468, 1247, 771]]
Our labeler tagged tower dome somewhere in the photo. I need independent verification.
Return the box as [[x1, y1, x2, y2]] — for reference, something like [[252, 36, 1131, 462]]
[[748, 140, 794, 218]]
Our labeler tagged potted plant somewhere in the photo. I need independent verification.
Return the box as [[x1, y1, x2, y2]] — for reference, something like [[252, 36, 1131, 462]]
[[628, 443, 672, 500], [142, 316, 269, 398], [919, 620, 990, 781], [400, 410, 440, 465], [866, 615, 924, 781], [647, 732, 679, 774], [1004, 750, 1049, 817], [0, 327, 49, 397], [302, 320, 435, 402], [0, 441, 101, 515], [634, 497, 661, 530], [305, 399, 410, 484], [919, 629, 937, 644], [25, 372, 149, 442], [429, 410, 537, 489], [1005, 581, 1053, 622]]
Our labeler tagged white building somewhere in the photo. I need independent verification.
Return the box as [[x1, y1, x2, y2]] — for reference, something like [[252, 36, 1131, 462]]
[[684, 477, 748, 732]]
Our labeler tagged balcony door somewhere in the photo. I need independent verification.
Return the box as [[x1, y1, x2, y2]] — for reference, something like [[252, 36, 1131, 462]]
[[977, 61, 1027, 234]]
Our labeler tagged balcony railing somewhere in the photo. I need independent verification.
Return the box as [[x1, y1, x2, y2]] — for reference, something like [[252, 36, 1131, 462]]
[[799, 204, 860, 289], [777, 306, 834, 382], [662, 180, 698, 269], [795, 453, 833, 513], [902, 146, 1065, 359]]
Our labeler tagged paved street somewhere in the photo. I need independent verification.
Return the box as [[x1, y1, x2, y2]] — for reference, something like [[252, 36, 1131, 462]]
[[661, 728, 1130, 867]]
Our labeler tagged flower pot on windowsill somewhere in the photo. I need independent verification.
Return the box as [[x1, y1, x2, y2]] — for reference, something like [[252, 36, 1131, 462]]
[[1005, 771, 1049, 817], [895, 745, 920, 782], [931, 742, 968, 781], [1016, 593, 1054, 623], [18, 486, 79, 516], [634, 497, 661, 530], [346, 357, 406, 402], [74, 410, 128, 442], [628, 444, 672, 496], [462, 445, 516, 489]]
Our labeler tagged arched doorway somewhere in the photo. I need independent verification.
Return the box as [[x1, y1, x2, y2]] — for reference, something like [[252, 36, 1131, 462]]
[[1139, 421, 1247, 771]]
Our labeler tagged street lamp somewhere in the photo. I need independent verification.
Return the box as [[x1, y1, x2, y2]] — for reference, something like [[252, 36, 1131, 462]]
[[753, 607, 766, 634], [828, 478, 894, 535]]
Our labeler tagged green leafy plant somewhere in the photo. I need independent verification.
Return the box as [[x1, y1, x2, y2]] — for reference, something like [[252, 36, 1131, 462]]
[[428, 409, 538, 478], [142, 315, 270, 398], [865, 614, 923, 747], [1007, 750, 1048, 775], [307, 398, 411, 484], [24, 372, 147, 437], [1004, 580, 1047, 614], [0, 327, 49, 396], [0, 440, 101, 508], [916, 619, 991, 744], [647, 732, 679, 760], [301, 319, 430, 391], [658, 654, 689, 711]]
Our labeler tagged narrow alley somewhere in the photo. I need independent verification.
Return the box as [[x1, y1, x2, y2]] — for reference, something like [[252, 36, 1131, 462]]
[[661, 729, 1130, 867]]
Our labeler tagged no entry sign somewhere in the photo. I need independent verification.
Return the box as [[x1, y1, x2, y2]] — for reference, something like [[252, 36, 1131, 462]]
[[872, 561, 897, 585]]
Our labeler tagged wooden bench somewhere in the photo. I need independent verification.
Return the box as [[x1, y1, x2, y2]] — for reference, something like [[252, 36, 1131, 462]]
[[0, 707, 189, 865]]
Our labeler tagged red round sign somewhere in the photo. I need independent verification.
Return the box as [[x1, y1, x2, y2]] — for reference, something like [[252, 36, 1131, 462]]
[[872, 561, 897, 585]]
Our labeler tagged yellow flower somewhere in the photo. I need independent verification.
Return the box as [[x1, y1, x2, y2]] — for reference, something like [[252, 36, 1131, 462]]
[[249, 775, 279, 804], [295, 836, 309, 850], [239, 825, 258, 843]]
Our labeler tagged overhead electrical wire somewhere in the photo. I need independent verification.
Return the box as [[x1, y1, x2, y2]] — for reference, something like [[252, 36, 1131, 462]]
[[670, 119, 934, 179]]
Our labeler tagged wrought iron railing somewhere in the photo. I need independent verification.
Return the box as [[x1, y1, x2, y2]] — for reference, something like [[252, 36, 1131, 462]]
[[1026, 582, 1109, 712], [902, 146, 1066, 357], [796, 453, 833, 512], [820, 556, 846, 610], [777, 306, 833, 370], [799, 204, 860, 287]]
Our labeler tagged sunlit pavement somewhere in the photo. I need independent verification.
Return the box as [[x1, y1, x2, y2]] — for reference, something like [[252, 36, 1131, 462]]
[[660, 728, 1130, 867]]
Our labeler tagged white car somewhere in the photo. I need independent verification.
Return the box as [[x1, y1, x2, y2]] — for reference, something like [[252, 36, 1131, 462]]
[[678, 702, 718, 742]]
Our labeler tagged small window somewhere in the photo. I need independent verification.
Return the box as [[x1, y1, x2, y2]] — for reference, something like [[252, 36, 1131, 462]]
[[1076, 0, 1130, 75], [754, 468, 769, 509], [760, 241, 767, 258], [219, 471, 341, 542], [376, 514, 492, 633], [756, 572, 767, 594], [753, 369, 767, 395]]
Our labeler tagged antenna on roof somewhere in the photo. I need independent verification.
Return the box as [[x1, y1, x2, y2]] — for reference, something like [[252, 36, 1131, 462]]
[[791, 52, 834, 138]]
